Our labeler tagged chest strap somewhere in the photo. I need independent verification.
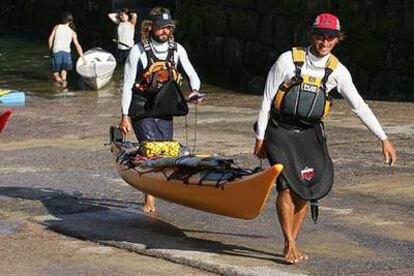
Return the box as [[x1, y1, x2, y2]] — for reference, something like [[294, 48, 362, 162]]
[[143, 38, 176, 67], [291, 47, 338, 93]]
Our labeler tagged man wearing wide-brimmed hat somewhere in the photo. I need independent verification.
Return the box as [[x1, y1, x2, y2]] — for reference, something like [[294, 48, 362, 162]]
[[254, 13, 397, 264]]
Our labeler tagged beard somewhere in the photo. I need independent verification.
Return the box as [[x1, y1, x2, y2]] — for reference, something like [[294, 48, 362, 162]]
[[151, 32, 168, 43]]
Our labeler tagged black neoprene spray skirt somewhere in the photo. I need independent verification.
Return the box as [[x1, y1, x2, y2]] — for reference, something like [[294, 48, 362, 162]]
[[264, 121, 334, 201]]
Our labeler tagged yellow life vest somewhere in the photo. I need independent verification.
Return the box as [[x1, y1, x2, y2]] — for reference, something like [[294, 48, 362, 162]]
[[273, 47, 339, 122]]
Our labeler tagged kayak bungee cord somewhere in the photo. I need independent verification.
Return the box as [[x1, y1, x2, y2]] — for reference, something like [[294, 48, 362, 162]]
[[115, 143, 256, 188]]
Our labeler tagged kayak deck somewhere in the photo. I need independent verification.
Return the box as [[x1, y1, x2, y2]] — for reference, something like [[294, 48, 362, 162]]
[[111, 142, 283, 219]]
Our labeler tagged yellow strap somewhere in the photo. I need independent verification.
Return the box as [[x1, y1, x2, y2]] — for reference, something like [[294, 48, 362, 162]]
[[0, 90, 12, 96], [274, 90, 285, 111], [326, 54, 339, 71], [292, 48, 339, 71], [292, 47, 305, 63], [323, 100, 331, 120]]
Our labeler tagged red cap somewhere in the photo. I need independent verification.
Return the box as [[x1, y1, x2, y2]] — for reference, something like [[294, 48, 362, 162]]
[[312, 13, 341, 36]]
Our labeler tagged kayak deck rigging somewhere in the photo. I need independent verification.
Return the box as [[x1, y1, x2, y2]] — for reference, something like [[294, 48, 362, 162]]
[[111, 133, 284, 219]]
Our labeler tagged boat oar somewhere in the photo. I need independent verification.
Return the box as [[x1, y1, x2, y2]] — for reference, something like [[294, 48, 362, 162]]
[[0, 109, 13, 134], [0, 90, 26, 106]]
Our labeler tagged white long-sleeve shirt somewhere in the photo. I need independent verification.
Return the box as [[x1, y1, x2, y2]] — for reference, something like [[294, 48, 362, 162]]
[[256, 47, 388, 141], [122, 38, 201, 115]]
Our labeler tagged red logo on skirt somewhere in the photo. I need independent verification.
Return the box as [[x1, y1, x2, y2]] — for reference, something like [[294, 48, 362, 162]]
[[301, 167, 315, 181]]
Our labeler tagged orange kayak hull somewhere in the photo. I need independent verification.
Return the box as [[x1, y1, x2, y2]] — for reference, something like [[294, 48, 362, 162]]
[[112, 144, 283, 219]]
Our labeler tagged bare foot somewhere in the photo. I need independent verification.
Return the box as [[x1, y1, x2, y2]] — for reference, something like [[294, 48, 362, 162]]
[[299, 252, 309, 261], [283, 242, 308, 264], [143, 194, 155, 213]]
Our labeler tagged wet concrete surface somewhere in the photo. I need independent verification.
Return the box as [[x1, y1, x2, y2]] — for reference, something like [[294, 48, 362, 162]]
[[0, 210, 212, 276], [1, 82, 413, 275]]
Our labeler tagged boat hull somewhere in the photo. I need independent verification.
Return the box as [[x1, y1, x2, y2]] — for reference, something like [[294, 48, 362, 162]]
[[81, 72, 114, 90], [112, 144, 283, 219], [0, 109, 13, 133], [0, 89, 25, 106], [76, 48, 116, 90]]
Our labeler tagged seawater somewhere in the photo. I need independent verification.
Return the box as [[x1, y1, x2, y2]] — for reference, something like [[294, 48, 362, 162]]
[[0, 33, 123, 98]]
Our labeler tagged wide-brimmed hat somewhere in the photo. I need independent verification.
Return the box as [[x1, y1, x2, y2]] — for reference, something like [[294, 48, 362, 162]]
[[151, 10, 175, 29], [312, 13, 341, 37]]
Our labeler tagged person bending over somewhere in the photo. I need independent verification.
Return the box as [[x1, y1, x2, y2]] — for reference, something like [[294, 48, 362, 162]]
[[48, 12, 86, 89]]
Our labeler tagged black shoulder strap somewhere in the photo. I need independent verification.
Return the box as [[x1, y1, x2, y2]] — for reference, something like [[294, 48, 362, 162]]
[[142, 38, 176, 67], [166, 38, 177, 67], [135, 42, 145, 80], [143, 39, 159, 65]]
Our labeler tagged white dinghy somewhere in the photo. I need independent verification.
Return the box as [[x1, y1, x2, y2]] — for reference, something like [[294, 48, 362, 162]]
[[76, 48, 116, 90]]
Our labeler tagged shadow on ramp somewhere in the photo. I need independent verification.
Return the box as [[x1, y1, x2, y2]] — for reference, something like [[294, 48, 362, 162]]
[[0, 187, 297, 275]]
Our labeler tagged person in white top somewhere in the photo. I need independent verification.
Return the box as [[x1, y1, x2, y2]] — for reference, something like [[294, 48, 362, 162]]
[[119, 7, 203, 213], [253, 13, 397, 264], [48, 12, 86, 88], [108, 8, 137, 65]]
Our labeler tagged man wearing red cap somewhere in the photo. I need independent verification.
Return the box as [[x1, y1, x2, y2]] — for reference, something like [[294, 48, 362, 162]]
[[253, 13, 397, 264]]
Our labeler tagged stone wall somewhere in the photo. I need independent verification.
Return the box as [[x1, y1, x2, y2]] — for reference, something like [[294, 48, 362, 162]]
[[1, 0, 112, 49], [175, 0, 414, 100], [1, 0, 413, 100], [0, 0, 174, 50]]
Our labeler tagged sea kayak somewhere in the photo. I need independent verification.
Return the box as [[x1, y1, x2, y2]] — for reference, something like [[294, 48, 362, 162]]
[[0, 89, 25, 106], [111, 133, 283, 219], [0, 109, 13, 133], [76, 47, 116, 90]]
